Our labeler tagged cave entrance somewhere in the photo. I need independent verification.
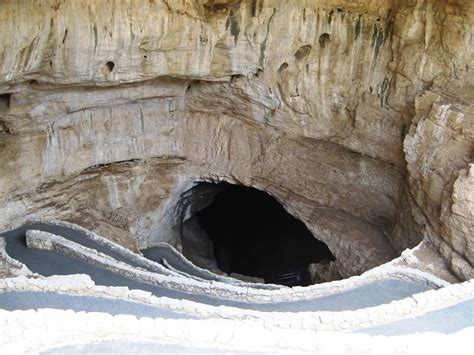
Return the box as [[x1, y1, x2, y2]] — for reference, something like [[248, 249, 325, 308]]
[[181, 182, 335, 286]]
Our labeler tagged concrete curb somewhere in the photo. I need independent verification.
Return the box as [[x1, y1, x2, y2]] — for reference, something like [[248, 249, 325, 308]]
[[39, 219, 281, 289], [18, 224, 449, 303], [152, 241, 281, 289], [1, 274, 472, 332], [2, 221, 472, 335]]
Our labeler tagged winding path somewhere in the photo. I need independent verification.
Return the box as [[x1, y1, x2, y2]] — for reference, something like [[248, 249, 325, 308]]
[[1, 224, 432, 312]]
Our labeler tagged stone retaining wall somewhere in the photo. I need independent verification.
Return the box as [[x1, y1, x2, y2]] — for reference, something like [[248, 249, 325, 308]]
[[24, 228, 448, 303], [1, 274, 472, 333], [1, 304, 472, 354]]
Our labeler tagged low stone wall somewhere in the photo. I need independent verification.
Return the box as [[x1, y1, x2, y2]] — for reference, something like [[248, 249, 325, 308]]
[[1, 274, 472, 333], [53, 219, 449, 289], [149, 242, 278, 288], [24, 228, 449, 303], [4, 220, 472, 339], [1, 300, 473, 354], [42, 219, 273, 288], [0, 238, 32, 278]]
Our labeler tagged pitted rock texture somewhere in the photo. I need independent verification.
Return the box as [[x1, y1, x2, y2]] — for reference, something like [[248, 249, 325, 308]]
[[0, 0, 472, 280]]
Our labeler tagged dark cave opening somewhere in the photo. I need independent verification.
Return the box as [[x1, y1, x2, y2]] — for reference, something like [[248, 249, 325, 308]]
[[0, 93, 11, 110], [105, 61, 115, 72], [193, 183, 335, 286]]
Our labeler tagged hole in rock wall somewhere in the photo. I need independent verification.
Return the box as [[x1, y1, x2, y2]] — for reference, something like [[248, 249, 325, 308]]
[[319, 33, 330, 48], [0, 93, 11, 111], [0, 93, 11, 133], [294, 45, 312, 60], [180, 182, 335, 286], [277, 62, 288, 74], [104, 61, 115, 73]]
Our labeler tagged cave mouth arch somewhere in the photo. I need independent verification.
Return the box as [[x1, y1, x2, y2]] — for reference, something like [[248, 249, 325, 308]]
[[180, 182, 335, 286]]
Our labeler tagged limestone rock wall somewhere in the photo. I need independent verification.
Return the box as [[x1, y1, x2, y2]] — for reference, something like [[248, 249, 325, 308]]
[[405, 89, 474, 280], [0, 0, 472, 279]]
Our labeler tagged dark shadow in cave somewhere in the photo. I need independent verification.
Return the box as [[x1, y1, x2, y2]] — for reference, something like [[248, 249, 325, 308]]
[[195, 183, 335, 286]]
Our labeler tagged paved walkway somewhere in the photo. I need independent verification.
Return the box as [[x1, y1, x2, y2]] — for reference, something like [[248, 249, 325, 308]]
[[359, 299, 474, 335], [0, 291, 194, 319], [1, 224, 431, 312], [142, 245, 238, 283], [5, 223, 234, 282]]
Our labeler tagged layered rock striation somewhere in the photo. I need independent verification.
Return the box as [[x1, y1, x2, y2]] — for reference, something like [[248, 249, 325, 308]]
[[0, 0, 472, 280]]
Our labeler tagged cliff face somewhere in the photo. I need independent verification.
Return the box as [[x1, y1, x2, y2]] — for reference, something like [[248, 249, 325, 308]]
[[0, 0, 472, 280]]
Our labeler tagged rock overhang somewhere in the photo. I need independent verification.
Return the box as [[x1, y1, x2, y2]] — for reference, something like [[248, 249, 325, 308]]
[[0, 0, 472, 282]]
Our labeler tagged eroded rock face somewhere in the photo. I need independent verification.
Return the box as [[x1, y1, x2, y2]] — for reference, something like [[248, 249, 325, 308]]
[[0, 0, 472, 280], [405, 89, 474, 280]]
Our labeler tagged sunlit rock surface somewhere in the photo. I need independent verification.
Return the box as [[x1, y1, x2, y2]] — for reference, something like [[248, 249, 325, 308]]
[[0, 0, 472, 280]]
